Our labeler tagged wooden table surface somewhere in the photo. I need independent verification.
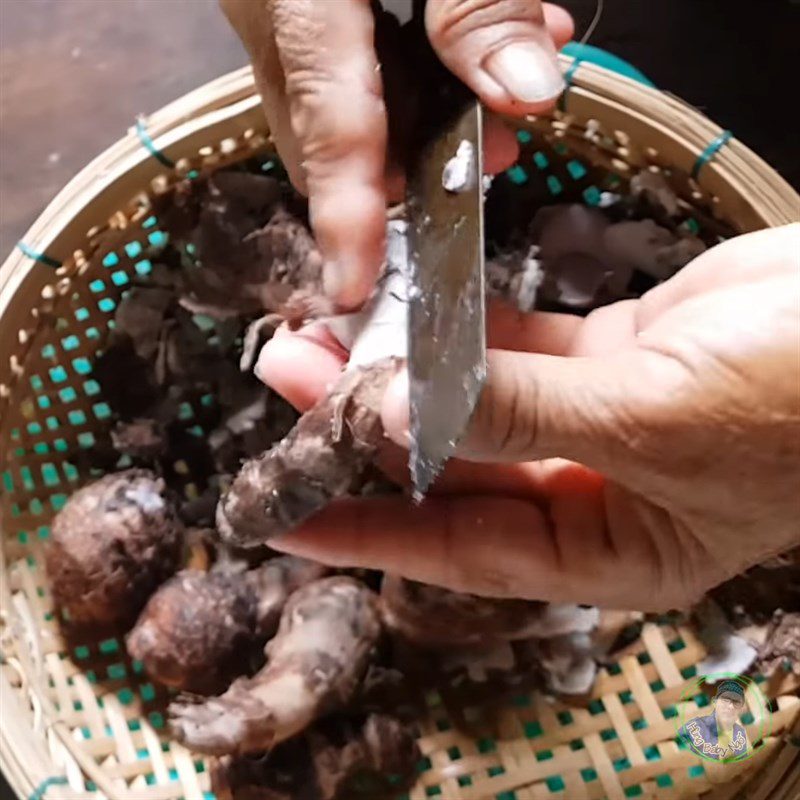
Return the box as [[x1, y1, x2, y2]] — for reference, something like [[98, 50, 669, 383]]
[[0, 0, 247, 259]]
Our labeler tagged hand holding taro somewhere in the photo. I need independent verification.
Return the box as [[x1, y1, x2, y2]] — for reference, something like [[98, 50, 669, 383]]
[[259, 225, 800, 611], [222, 0, 800, 609]]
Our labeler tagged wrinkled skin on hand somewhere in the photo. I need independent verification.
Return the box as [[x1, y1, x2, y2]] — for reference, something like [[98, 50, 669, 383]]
[[256, 225, 800, 611]]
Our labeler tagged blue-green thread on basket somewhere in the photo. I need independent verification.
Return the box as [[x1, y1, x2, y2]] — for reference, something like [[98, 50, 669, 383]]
[[28, 776, 68, 800], [558, 59, 583, 112], [558, 43, 657, 113], [135, 118, 175, 168], [691, 130, 733, 179], [16, 242, 62, 269]]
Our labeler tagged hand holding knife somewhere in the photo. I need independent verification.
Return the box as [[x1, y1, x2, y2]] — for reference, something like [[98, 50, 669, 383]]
[[376, 0, 488, 501]]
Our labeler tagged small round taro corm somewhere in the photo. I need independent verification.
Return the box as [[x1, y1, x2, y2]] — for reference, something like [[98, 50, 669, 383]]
[[45, 469, 183, 632], [126, 569, 258, 695]]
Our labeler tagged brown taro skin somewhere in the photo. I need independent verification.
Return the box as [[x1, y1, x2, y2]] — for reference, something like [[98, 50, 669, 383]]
[[381, 575, 554, 648], [126, 569, 258, 695], [211, 713, 421, 800], [126, 556, 329, 695], [310, 713, 421, 800], [217, 360, 397, 548], [45, 470, 183, 632], [169, 577, 382, 756]]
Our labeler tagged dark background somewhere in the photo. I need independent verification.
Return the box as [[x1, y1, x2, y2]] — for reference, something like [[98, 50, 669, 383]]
[[0, 0, 798, 797], [562, 0, 799, 191]]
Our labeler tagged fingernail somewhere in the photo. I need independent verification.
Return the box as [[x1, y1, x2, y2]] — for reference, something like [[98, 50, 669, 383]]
[[484, 41, 565, 104], [380, 369, 411, 448]]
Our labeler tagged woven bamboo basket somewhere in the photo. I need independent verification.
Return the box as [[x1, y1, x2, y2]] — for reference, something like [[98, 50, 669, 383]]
[[1, 58, 799, 800]]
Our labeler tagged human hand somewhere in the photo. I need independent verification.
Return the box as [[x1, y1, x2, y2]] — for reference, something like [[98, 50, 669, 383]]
[[255, 224, 800, 611], [221, 0, 572, 310]]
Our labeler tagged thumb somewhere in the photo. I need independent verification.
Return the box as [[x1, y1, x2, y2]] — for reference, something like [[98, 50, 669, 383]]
[[381, 347, 688, 482], [425, 0, 568, 113]]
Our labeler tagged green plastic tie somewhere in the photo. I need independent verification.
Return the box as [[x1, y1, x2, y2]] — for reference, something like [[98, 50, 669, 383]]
[[135, 118, 175, 168], [691, 130, 733, 179], [28, 776, 68, 800], [16, 242, 62, 269]]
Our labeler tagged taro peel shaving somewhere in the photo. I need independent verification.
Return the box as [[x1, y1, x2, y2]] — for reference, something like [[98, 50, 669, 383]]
[[153, 172, 328, 324], [488, 201, 707, 311], [537, 632, 598, 695], [441, 140, 477, 193], [169, 576, 382, 755]]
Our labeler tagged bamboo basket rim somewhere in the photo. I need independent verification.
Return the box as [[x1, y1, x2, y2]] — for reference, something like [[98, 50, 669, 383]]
[[1, 57, 798, 800]]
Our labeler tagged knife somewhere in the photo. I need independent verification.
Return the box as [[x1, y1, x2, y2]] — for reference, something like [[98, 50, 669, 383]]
[[379, 10, 486, 501], [405, 95, 486, 501]]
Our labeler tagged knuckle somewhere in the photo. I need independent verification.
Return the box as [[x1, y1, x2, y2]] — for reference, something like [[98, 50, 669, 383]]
[[296, 93, 385, 169], [473, 367, 539, 459], [436, 499, 468, 591], [268, 0, 386, 170], [432, 499, 487, 595], [272, 0, 321, 59], [428, 0, 544, 50]]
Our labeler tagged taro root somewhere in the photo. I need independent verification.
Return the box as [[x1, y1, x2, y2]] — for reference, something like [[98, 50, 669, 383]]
[[245, 556, 330, 636], [45, 470, 182, 631], [127, 568, 257, 695], [308, 714, 421, 800], [169, 576, 382, 755], [211, 714, 420, 800], [381, 577, 601, 697], [217, 222, 411, 548], [381, 575, 599, 648], [217, 359, 399, 548], [127, 556, 328, 695], [211, 738, 308, 800], [757, 611, 800, 677]]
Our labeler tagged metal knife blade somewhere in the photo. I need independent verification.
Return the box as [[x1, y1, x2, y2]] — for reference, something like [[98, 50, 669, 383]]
[[406, 98, 487, 501]]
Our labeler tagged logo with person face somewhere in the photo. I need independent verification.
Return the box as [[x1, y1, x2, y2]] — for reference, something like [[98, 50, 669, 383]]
[[676, 676, 770, 764]]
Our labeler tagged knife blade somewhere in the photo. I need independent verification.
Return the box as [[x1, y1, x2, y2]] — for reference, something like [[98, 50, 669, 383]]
[[405, 95, 487, 501]]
